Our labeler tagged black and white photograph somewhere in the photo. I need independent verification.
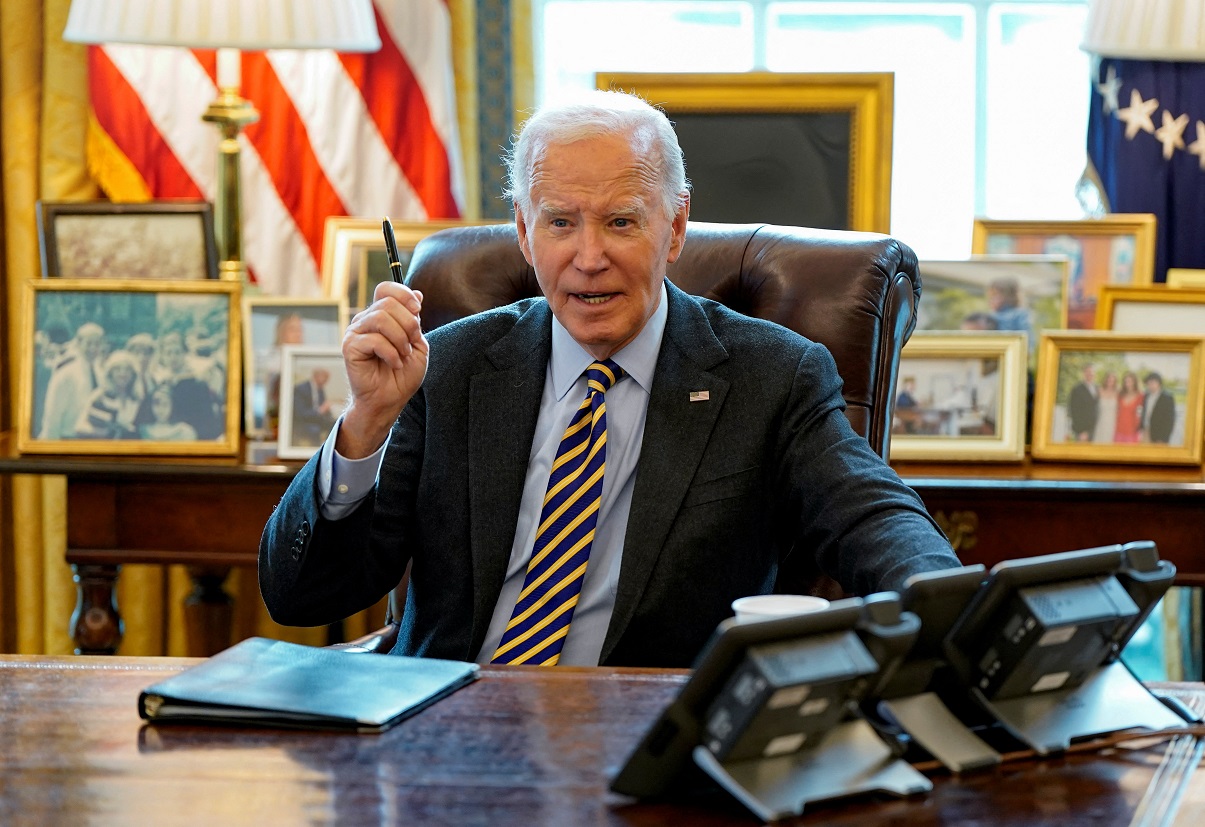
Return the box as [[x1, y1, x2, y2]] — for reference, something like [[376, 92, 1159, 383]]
[[20, 279, 240, 455]]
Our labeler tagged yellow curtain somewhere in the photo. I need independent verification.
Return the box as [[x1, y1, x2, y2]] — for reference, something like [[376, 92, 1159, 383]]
[[0, 0, 495, 655]]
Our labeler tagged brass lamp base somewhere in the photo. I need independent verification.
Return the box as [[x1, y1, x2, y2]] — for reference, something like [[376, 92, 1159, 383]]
[[202, 91, 260, 283]]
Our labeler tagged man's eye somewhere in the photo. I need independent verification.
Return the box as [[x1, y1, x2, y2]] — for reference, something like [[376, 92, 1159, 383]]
[[613, 218, 631, 228], [550, 218, 569, 228]]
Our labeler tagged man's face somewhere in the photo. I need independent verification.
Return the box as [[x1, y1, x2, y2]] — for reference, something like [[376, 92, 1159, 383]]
[[1083, 365, 1095, 384], [515, 132, 688, 360], [1146, 378, 1160, 393]]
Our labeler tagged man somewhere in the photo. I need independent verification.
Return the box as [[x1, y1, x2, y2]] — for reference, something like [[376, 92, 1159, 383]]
[[291, 367, 338, 447], [259, 90, 959, 668], [1067, 363, 1098, 442], [39, 322, 105, 440], [1142, 372, 1175, 444]]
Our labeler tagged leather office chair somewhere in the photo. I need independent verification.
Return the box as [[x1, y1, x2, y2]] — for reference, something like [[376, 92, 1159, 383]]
[[336, 221, 923, 653]]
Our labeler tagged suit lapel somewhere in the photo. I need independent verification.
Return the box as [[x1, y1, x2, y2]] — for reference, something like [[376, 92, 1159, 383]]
[[466, 302, 551, 655], [601, 284, 729, 661]]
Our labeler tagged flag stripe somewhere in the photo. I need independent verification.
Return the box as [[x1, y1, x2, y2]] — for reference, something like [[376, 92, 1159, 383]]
[[85, 0, 464, 296]]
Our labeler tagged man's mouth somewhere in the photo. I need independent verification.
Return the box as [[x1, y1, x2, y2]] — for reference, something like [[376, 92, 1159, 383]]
[[575, 292, 615, 305]]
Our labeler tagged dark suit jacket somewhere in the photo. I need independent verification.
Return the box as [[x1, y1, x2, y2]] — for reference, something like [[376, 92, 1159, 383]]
[[292, 380, 334, 447], [259, 282, 958, 667], [1068, 381, 1098, 439], [1145, 390, 1175, 443]]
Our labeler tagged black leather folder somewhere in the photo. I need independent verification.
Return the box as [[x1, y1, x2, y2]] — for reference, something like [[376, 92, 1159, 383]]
[[138, 637, 479, 732]]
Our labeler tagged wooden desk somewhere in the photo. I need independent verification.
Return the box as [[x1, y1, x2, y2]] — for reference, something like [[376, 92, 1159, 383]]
[[3, 425, 1205, 657], [1, 655, 1202, 825]]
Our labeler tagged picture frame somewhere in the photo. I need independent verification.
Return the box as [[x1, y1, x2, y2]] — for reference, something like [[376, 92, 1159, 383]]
[[276, 345, 351, 460], [916, 255, 1070, 370], [596, 72, 893, 233], [321, 218, 503, 313], [1166, 268, 1205, 288], [36, 200, 219, 280], [19, 279, 241, 456], [971, 215, 1156, 330], [1031, 331, 1205, 465], [889, 332, 1028, 462], [1096, 285, 1205, 334], [241, 296, 349, 439]]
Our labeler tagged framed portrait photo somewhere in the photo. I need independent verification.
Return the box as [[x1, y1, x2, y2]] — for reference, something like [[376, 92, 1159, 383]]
[[276, 345, 350, 460], [889, 332, 1028, 462], [916, 255, 1069, 370], [36, 200, 219, 280], [1096, 284, 1205, 335], [321, 218, 503, 313], [596, 72, 893, 233], [241, 296, 349, 439], [1031, 331, 1205, 465], [971, 215, 1156, 330], [19, 279, 241, 456]]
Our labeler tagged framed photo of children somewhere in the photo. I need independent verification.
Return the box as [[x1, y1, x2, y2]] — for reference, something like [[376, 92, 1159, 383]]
[[276, 345, 350, 460], [19, 279, 241, 456], [241, 296, 348, 439], [36, 200, 219, 280], [1031, 331, 1205, 465], [889, 332, 1028, 462], [916, 255, 1069, 370], [971, 215, 1156, 330]]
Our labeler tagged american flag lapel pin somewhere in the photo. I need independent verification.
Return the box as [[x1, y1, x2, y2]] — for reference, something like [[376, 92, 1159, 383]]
[[689, 390, 710, 402]]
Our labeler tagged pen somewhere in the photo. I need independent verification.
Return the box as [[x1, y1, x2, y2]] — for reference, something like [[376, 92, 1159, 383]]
[[382, 217, 404, 283]]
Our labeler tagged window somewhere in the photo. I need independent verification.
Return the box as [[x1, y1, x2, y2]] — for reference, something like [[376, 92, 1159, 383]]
[[534, 0, 1089, 258]]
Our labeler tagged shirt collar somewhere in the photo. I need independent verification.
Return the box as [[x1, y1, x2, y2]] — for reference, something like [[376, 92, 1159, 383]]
[[550, 281, 668, 400]]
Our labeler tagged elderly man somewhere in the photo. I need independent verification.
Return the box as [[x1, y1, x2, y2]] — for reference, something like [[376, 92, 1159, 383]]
[[260, 90, 958, 668], [39, 321, 105, 440]]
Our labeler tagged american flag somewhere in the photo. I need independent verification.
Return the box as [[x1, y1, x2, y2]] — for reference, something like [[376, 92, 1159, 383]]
[[84, 0, 465, 296]]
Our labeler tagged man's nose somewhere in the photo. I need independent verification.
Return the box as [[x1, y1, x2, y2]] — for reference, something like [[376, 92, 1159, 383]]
[[573, 224, 608, 273]]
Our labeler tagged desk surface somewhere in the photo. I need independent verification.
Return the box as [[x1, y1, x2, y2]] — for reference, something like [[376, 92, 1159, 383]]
[[1, 655, 1202, 826]]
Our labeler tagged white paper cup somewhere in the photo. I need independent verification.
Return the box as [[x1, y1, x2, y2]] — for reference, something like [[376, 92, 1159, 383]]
[[731, 594, 830, 621]]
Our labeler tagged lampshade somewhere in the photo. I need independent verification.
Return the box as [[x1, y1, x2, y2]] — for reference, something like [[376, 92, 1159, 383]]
[[63, 0, 381, 52], [1083, 0, 1205, 60]]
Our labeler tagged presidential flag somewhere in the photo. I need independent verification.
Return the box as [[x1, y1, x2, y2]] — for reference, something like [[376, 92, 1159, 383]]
[[1086, 57, 1205, 282], [84, 0, 465, 296]]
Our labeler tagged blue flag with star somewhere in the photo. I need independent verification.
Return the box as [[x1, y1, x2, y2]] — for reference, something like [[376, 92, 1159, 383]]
[[1087, 58, 1205, 282]]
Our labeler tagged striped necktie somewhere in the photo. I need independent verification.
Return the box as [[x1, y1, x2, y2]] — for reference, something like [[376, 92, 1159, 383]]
[[491, 359, 626, 666]]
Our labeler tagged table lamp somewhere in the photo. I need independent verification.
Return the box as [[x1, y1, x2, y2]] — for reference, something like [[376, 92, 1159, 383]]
[[63, 0, 382, 283], [1083, 0, 1205, 60]]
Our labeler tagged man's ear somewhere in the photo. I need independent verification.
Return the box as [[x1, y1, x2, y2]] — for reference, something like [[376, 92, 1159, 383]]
[[514, 202, 536, 266], [666, 194, 690, 264]]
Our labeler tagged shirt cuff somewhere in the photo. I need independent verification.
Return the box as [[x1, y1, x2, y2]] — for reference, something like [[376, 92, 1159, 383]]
[[317, 416, 388, 520]]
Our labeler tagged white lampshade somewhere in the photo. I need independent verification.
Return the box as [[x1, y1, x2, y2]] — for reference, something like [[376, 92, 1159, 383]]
[[1083, 0, 1205, 60], [63, 0, 381, 52]]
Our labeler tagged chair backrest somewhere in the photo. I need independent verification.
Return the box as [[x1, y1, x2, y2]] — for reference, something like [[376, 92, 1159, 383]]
[[343, 220, 923, 644], [406, 221, 922, 458]]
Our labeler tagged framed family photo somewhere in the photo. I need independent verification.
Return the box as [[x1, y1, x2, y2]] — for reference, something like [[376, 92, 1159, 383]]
[[1096, 285, 1205, 335], [241, 296, 348, 439], [596, 72, 893, 233], [916, 255, 1069, 369], [889, 332, 1028, 462], [36, 200, 219, 280], [276, 345, 350, 460], [971, 215, 1156, 330], [321, 218, 502, 313], [19, 279, 241, 456], [1031, 331, 1205, 465]]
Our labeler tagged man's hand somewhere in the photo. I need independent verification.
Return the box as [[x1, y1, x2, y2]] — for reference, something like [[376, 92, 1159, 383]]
[[337, 282, 429, 458]]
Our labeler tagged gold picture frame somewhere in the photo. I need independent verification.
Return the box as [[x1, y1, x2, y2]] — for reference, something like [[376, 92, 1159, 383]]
[[971, 215, 1156, 330], [596, 72, 893, 233], [320, 218, 503, 313], [1097, 284, 1205, 334], [889, 332, 1028, 462], [241, 296, 349, 439], [20, 279, 241, 456], [1031, 331, 1205, 465], [1167, 268, 1205, 288]]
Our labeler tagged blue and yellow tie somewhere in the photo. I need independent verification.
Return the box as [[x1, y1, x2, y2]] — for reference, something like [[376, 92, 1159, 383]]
[[491, 359, 626, 665]]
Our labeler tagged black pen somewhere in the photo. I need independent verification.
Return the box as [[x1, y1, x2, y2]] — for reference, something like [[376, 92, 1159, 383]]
[[382, 217, 404, 283]]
